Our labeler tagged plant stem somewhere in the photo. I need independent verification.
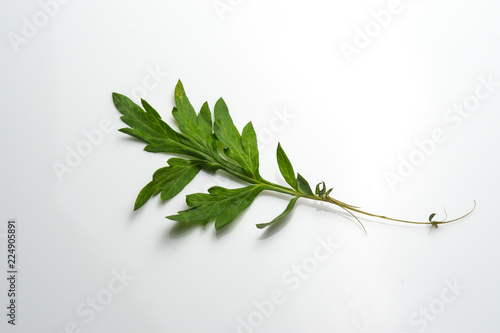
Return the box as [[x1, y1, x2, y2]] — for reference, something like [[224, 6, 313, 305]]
[[203, 153, 476, 229], [323, 196, 476, 226]]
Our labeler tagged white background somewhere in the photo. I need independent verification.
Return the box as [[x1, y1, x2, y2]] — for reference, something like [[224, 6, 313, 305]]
[[1, 0, 499, 332]]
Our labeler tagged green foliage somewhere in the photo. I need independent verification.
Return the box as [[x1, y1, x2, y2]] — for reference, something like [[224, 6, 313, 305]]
[[296, 173, 314, 196], [134, 158, 202, 211], [214, 98, 261, 179], [168, 185, 264, 230], [276, 143, 297, 190], [256, 197, 300, 229], [113, 80, 476, 233]]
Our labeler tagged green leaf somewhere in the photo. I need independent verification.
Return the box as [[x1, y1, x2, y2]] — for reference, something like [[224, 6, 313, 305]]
[[134, 158, 202, 210], [113, 92, 175, 143], [114, 90, 212, 160], [198, 102, 213, 140], [428, 213, 437, 222], [276, 143, 297, 190], [172, 80, 205, 144], [241, 122, 260, 176], [297, 173, 314, 196], [214, 98, 259, 177], [141, 99, 161, 120], [167, 185, 264, 229], [256, 196, 299, 229], [113, 92, 193, 146]]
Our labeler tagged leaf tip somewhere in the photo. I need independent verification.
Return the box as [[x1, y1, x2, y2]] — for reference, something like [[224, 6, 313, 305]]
[[112, 92, 124, 106], [428, 213, 437, 222], [175, 79, 185, 97], [133, 199, 145, 211], [166, 214, 178, 221], [215, 96, 226, 107]]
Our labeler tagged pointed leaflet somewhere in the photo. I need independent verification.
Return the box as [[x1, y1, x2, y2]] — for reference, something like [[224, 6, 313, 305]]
[[256, 196, 299, 229], [172, 80, 212, 145], [167, 185, 264, 230], [276, 143, 297, 190], [197, 102, 231, 173], [297, 173, 314, 196], [172, 81, 200, 139], [134, 158, 202, 210], [198, 102, 212, 140], [113, 92, 176, 143], [241, 122, 260, 176], [113, 92, 209, 159], [214, 98, 260, 178], [141, 98, 161, 120]]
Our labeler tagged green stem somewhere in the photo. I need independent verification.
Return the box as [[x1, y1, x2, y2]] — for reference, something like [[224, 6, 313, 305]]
[[199, 151, 476, 229], [323, 196, 476, 226]]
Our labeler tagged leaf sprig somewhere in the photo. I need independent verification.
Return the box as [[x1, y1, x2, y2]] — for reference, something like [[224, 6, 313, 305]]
[[112, 80, 476, 232]]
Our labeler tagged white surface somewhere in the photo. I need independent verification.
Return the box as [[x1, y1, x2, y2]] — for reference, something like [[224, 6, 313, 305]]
[[1, 0, 499, 332]]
